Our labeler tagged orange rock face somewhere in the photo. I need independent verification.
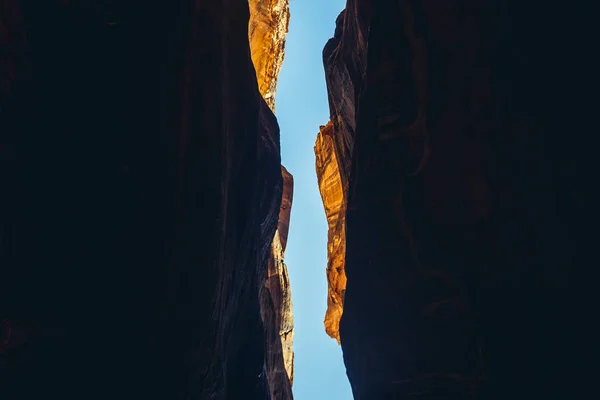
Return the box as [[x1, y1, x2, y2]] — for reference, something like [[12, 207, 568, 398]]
[[248, 0, 290, 111], [248, 2, 294, 397], [315, 121, 347, 343]]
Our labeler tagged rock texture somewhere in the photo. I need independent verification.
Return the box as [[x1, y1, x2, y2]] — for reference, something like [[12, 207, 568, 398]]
[[0, 1, 291, 399], [248, 2, 294, 397], [319, 1, 584, 399], [260, 166, 294, 400], [248, 0, 290, 111], [315, 121, 346, 343]]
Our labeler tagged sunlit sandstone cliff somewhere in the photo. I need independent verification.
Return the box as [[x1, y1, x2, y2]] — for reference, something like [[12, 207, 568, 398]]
[[315, 121, 346, 343], [249, 0, 290, 111], [319, 1, 583, 399], [0, 1, 290, 398], [248, 1, 294, 397], [314, 9, 358, 343]]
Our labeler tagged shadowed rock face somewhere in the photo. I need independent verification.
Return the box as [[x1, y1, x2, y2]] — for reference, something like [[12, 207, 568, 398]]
[[319, 1, 583, 399], [260, 166, 294, 400], [0, 0, 291, 398]]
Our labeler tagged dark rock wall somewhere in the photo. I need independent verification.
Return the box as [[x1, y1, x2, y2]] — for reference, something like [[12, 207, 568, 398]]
[[260, 166, 294, 400], [321, 1, 584, 399], [0, 1, 286, 398]]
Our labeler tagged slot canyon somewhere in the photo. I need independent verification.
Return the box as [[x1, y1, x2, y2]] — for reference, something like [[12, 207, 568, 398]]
[[1, 1, 584, 399]]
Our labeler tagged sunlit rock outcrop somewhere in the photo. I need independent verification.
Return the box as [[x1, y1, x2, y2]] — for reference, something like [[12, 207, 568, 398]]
[[314, 10, 360, 343], [249, 0, 290, 111], [319, 1, 583, 399], [315, 121, 346, 343]]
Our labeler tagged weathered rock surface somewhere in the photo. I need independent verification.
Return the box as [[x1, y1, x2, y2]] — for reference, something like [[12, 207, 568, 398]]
[[248, 0, 290, 111], [0, 1, 291, 398], [315, 121, 346, 343], [320, 1, 584, 399], [248, 2, 294, 397], [260, 166, 294, 400]]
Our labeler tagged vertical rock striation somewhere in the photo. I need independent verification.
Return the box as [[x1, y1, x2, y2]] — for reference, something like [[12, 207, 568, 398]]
[[315, 121, 346, 343], [0, 0, 291, 398], [248, 2, 294, 398], [314, 9, 360, 342], [260, 166, 295, 400], [248, 0, 290, 112], [319, 1, 584, 399]]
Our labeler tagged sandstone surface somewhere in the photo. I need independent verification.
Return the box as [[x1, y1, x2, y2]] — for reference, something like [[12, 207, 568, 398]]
[[249, 0, 290, 111], [315, 121, 346, 343]]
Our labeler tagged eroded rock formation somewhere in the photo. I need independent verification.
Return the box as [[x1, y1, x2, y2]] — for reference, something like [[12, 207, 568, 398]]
[[315, 121, 346, 343], [260, 166, 294, 400], [319, 1, 582, 398], [0, 1, 291, 398], [248, 0, 290, 111], [248, 2, 294, 397]]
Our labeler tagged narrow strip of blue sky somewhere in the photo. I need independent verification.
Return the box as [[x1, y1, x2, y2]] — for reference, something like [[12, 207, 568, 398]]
[[274, 0, 352, 398]]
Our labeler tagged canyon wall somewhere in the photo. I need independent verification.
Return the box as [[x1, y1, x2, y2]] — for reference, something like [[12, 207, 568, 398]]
[[315, 121, 346, 342], [248, 1, 294, 398], [0, 0, 291, 399], [318, 1, 583, 398], [260, 166, 295, 400], [249, 0, 290, 112]]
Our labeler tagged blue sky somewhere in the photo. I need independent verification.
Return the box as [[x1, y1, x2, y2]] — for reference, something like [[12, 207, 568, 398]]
[[274, 0, 352, 399]]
